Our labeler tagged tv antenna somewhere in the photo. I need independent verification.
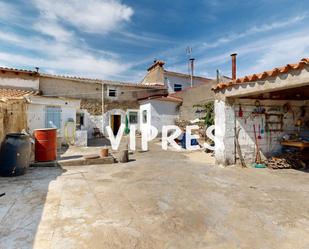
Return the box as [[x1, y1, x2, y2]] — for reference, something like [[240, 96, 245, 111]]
[[186, 47, 195, 87]]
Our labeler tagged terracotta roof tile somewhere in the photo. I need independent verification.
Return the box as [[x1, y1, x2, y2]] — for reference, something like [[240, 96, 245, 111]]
[[213, 57, 309, 91], [0, 88, 38, 98]]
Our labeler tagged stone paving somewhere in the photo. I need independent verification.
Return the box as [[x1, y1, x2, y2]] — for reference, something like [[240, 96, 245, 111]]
[[1, 143, 309, 249]]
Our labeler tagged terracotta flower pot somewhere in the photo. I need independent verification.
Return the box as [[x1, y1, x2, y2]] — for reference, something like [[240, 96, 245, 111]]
[[100, 148, 109, 158]]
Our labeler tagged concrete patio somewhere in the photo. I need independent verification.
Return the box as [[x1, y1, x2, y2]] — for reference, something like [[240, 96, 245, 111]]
[[0, 142, 309, 249]]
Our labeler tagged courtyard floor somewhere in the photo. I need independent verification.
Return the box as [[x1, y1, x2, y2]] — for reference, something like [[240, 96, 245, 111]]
[[1, 142, 309, 249]]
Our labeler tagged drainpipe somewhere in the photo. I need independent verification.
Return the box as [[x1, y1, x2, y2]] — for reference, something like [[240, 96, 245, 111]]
[[231, 53, 237, 80]]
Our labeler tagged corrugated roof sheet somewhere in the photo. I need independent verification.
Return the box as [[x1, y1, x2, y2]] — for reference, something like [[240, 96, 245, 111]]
[[213, 58, 309, 91]]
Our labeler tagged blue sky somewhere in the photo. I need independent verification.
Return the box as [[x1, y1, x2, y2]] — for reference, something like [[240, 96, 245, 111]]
[[0, 0, 308, 82]]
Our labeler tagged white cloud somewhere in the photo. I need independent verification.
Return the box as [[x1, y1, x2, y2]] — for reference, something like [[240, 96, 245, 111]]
[[202, 14, 308, 49], [32, 0, 134, 34], [193, 29, 309, 78], [0, 1, 17, 20], [33, 20, 74, 42], [0, 0, 139, 79], [242, 31, 309, 75], [0, 30, 132, 79]]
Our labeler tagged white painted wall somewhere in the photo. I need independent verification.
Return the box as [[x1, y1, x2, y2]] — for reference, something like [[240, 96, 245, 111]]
[[27, 104, 45, 132], [139, 103, 152, 132], [139, 100, 179, 133], [214, 99, 236, 166], [26, 96, 80, 143], [81, 110, 103, 139], [102, 109, 126, 135], [0, 74, 39, 90]]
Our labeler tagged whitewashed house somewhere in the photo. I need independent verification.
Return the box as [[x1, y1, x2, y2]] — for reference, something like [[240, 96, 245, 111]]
[[26, 95, 80, 144], [0, 67, 81, 145], [140, 60, 212, 93], [139, 95, 182, 134]]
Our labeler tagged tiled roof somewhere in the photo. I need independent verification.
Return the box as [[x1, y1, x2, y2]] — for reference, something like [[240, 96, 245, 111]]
[[41, 73, 166, 89], [139, 94, 182, 103], [164, 70, 212, 81], [0, 88, 38, 98], [213, 58, 309, 91], [0, 67, 38, 75]]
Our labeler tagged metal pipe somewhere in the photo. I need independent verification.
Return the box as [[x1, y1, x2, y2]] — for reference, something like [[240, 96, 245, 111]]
[[189, 58, 195, 87]]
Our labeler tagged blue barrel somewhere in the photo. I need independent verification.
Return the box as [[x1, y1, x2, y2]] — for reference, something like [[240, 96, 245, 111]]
[[0, 133, 31, 176]]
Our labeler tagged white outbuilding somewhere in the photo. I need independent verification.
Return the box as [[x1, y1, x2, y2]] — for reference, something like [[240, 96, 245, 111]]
[[139, 95, 182, 134]]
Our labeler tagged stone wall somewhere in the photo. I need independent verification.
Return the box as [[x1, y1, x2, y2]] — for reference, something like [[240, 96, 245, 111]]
[[104, 100, 139, 112], [174, 81, 216, 121], [40, 76, 102, 100], [81, 99, 102, 115]]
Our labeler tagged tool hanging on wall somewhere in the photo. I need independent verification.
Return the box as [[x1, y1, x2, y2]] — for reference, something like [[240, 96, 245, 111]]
[[238, 104, 243, 117], [258, 124, 262, 139], [300, 106, 306, 117], [261, 117, 265, 134], [253, 100, 265, 114], [235, 127, 246, 168], [283, 102, 295, 121], [253, 124, 262, 165]]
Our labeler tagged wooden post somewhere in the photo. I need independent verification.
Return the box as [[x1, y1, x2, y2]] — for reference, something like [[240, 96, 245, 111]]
[[118, 149, 129, 163], [235, 127, 246, 168]]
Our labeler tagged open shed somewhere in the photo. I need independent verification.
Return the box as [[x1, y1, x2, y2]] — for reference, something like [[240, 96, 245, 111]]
[[213, 58, 309, 167]]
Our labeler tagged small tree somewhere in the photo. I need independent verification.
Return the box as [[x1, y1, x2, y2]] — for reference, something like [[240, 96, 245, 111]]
[[193, 101, 214, 128]]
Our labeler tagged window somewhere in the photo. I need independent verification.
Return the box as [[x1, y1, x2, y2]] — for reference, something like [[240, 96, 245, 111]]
[[45, 106, 61, 129], [142, 110, 147, 124], [174, 84, 182, 92], [108, 88, 117, 97], [128, 111, 138, 124]]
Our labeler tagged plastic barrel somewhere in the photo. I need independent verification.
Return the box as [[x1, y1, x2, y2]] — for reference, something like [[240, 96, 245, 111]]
[[0, 133, 31, 176], [34, 128, 57, 162]]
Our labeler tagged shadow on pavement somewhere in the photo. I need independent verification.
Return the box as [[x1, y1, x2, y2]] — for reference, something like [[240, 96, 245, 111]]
[[0, 166, 66, 249]]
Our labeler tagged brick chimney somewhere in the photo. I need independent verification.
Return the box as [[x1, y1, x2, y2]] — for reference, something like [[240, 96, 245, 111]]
[[231, 53, 237, 80], [147, 60, 165, 72]]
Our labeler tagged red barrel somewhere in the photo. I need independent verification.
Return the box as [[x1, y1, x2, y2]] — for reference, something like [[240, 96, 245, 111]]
[[34, 128, 57, 162]]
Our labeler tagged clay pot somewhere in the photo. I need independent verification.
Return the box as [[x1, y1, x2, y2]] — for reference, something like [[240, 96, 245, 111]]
[[100, 148, 109, 158]]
